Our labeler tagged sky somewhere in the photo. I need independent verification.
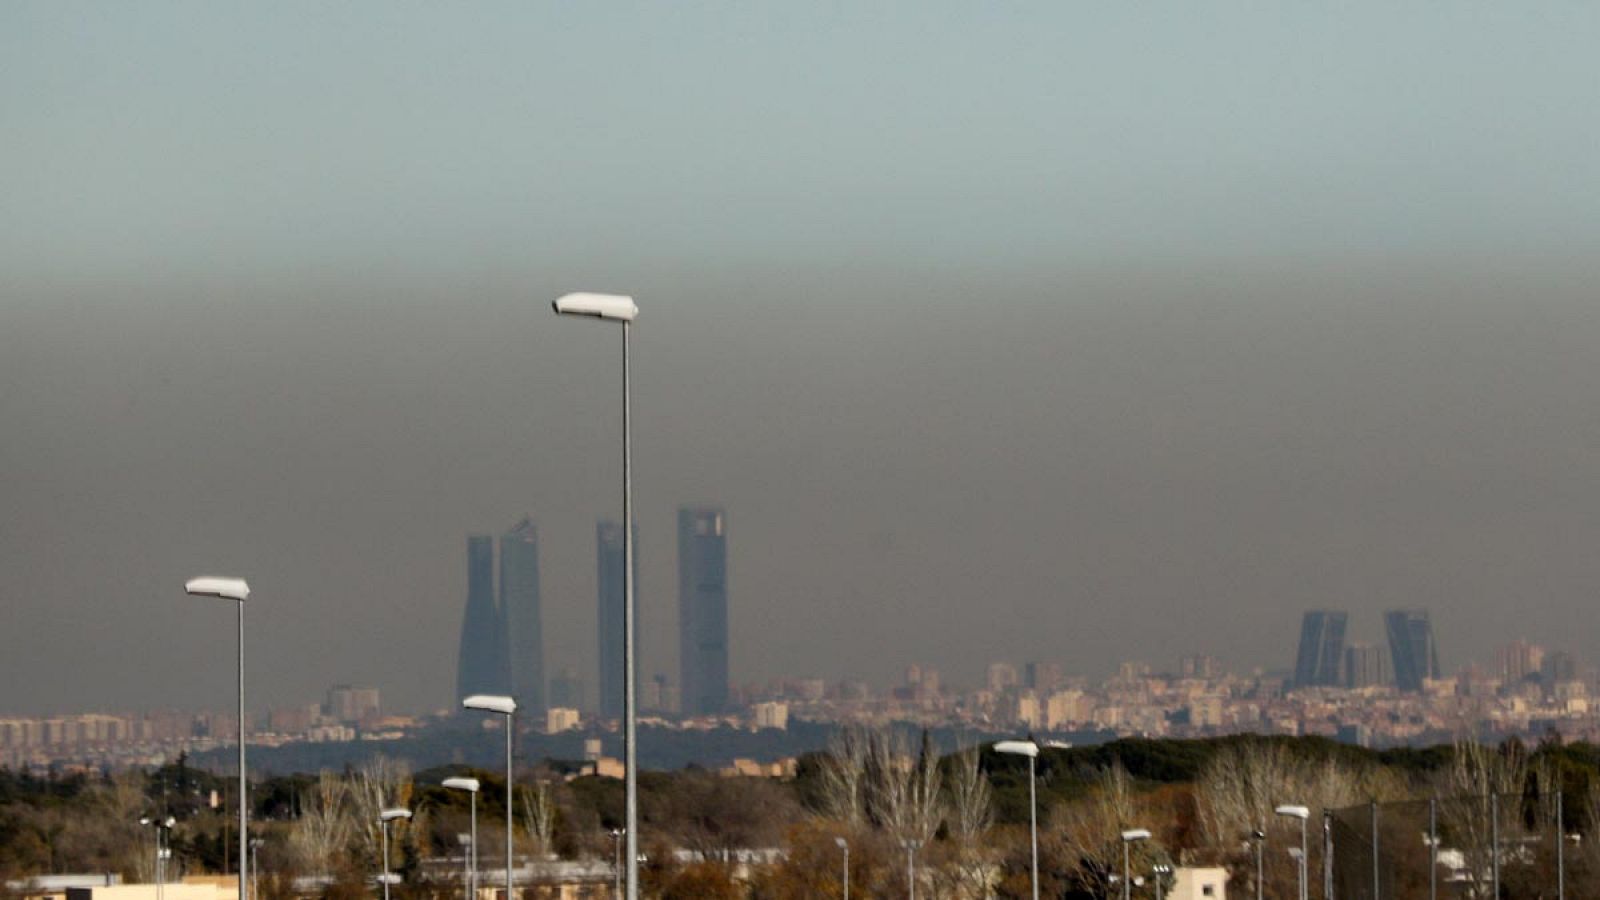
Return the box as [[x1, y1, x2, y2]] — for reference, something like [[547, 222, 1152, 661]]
[[3, 3, 1599, 716]]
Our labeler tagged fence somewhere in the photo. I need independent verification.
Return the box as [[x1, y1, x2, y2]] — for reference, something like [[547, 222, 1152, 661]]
[[1318, 792, 1595, 899]]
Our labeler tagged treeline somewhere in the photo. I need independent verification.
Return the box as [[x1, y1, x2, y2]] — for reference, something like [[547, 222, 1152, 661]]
[[6, 733, 1600, 898]]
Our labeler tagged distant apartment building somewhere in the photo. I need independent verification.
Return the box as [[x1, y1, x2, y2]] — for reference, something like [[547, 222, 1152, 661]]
[[986, 662, 1020, 693], [752, 701, 789, 730], [1497, 638, 1545, 684], [1180, 654, 1219, 679], [1385, 610, 1440, 693], [1344, 644, 1389, 689], [545, 707, 581, 733], [1293, 610, 1348, 688], [325, 685, 380, 724], [678, 506, 729, 716], [1025, 661, 1063, 693]]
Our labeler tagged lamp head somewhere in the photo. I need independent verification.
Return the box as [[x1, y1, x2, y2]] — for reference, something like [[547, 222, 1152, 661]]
[[994, 739, 1039, 758], [835, 837, 848, 849], [1121, 828, 1152, 842], [441, 776, 480, 793], [185, 576, 249, 601], [380, 808, 412, 822], [1275, 804, 1311, 820], [462, 694, 517, 715], [553, 292, 638, 323]]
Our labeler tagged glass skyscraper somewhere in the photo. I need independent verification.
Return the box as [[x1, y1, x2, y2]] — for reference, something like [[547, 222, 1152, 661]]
[[1292, 610, 1348, 688], [500, 517, 545, 715], [1385, 609, 1440, 693], [678, 506, 729, 716], [455, 534, 508, 701], [596, 520, 639, 721]]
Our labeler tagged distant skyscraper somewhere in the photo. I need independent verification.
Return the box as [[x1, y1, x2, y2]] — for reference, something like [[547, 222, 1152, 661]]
[[456, 535, 508, 701], [1293, 610, 1348, 688], [678, 506, 729, 716], [1385, 610, 1440, 693], [500, 517, 545, 714], [1025, 661, 1063, 693], [596, 520, 640, 721]]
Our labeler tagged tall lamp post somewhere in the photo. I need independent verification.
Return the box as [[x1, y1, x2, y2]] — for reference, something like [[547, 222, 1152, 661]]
[[184, 576, 249, 900], [463, 695, 517, 900], [1276, 804, 1310, 900], [443, 777, 480, 900], [1120, 829, 1151, 900], [1152, 863, 1172, 900], [608, 829, 624, 899], [552, 291, 640, 900], [249, 837, 263, 900], [379, 808, 412, 900], [1248, 829, 1265, 900], [995, 740, 1040, 900], [835, 837, 849, 900]]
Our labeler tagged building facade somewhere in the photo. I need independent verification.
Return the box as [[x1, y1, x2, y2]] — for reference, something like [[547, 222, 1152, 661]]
[[501, 517, 545, 714], [1293, 610, 1348, 688], [596, 520, 639, 721], [456, 535, 508, 701], [678, 506, 729, 716], [1385, 609, 1440, 693]]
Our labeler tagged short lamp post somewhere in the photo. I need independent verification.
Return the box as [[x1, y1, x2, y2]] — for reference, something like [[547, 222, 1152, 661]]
[[1276, 804, 1310, 900], [835, 837, 849, 900], [1248, 829, 1265, 900], [379, 808, 412, 900], [249, 837, 263, 900], [995, 740, 1040, 900], [462, 695, 517, 900], [184, 576, 249, 900], [1121, 829, 1151, 900], [901, 838, 923, 900], [1152, 863, 1173, 900], [442, 777, 480, 900]]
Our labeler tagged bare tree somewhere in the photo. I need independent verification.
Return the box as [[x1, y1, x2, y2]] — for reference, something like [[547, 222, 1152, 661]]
[[348, 756, 413, 867], [1052, 761, 1146, 898], [816, 725, 871, 828], [944, 744, 993, 899], [518, 781, 556, 860], [1440, 737, 1528, 896], [289, 772, 353, 875]]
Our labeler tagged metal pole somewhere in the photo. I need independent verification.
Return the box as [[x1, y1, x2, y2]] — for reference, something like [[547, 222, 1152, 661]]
[[506, 716, 515, 900], [468, 793, 477, 900], [1490, 792, 1500, 898], [611, 830, 621, 900], [251, 840, 259, 900], [907, 842, 916, 900], [1123, 841, 1132, 900], [1301, 817, 1309, 900], [841, 843, 849, 900], [1156, 867, 1164, 900], [382, 820, 392, 900], [1323, 811, 1334, 900], [1255, 836, 1263, 900], [622, 319, 638, 900], [237, 600, 247, 900], [1428, 797, 1437, 900], [1558, 789, 1565, 900], [1370, 799, 1379, 900], [1028, 755, 1039, 900]]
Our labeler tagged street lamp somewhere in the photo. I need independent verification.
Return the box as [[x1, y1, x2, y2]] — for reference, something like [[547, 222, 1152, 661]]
[[1152, 863, 1173, 900], [1120, 829, 1151, 900], [608, 829, 624, 899], [443, 777, 480, 900], [1276, 804, 1310, 900], [901, 838, 923, 900], [140, 815, 176, 900], [1248, 829, 1265, 900], [249, 837, 263, 900], [835, 837, 850, 900], [379, 808, 412, 900], [184, 576, 249, 900], [552, 291, 640, 900], [995, 740, 1041, 900], [463, 695, 517, 900]]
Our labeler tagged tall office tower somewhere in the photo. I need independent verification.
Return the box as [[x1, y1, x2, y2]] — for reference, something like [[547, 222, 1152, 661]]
[[1344, 644, 1389, 689], [456, 535, 509, 701], [500, 517, 545, 715], [1025, 661, 1063, 694], [596, 520, 640, 721], [678, 506, 729, 716], [1385, 610, 1440, 693], [1293, 610, 1349, 688]]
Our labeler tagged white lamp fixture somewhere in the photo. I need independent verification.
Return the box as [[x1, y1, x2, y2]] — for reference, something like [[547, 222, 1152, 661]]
[[184, 575, 249, 900], [996, 740, 1041, 900], [442, 778, 480, 900]]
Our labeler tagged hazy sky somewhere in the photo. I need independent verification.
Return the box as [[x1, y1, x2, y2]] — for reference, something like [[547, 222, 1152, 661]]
[[4, 4, 1599, 715]]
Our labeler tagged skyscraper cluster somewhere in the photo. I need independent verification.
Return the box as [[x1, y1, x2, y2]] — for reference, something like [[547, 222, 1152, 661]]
[[1292, 608, 1439, 692], [455, 506, 730, 719]]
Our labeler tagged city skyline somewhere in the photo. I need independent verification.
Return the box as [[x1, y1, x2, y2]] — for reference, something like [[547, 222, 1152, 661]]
[[6, 5, 1600, 716]]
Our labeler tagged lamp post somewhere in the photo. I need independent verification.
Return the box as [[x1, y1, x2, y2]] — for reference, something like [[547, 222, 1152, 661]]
[[140, 816, 176, 900], [1248, 829, 1264, 900], [249, 837, 263, 900], [608, 829, 624, 899], [553, 291, 640, 900], [1276, 804, 1310, 900], [1152, 863, 1172, 900], [463, 695, 517, 900], [379, 808, 412, 900], [443, 777, 480, 900], [995, 740, 1040, 900], [184, 576, 249, 900], [835, 837, 850, 900], [1120, 829, 1151, 900], [901, 838, 922, 900]]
